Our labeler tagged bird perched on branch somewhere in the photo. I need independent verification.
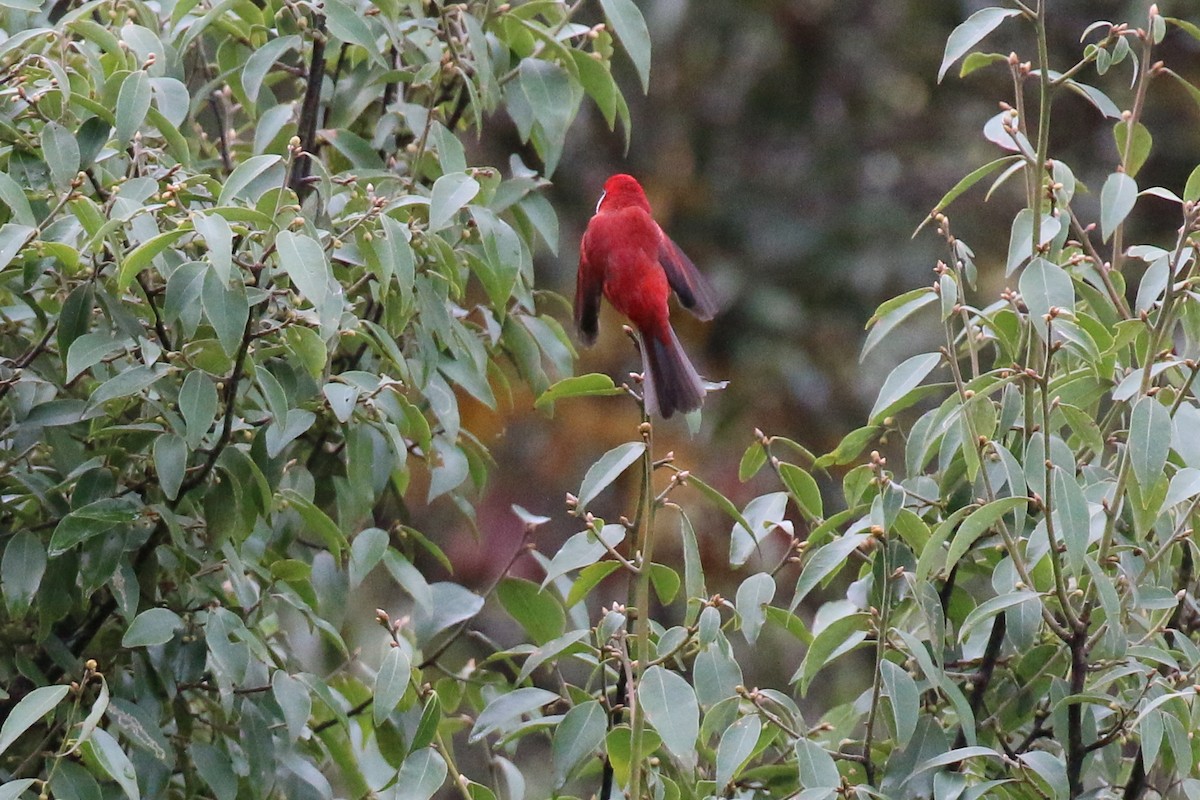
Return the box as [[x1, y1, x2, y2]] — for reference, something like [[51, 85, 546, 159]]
[[575, 174, 718, 418]]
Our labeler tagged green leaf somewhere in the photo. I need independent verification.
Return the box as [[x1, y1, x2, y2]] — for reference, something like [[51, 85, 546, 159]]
[[943, 497, 1027, 577], [0, 685, 70, 758], [201, 268, 249, 356], [542, 524, 625, 587], [735, 572, 775, 645], [242, 35, 301, 104], [469, 687, 558, 743], [576, 442, 645, 512], [639, 666, 699, 766], [939, 8, 1021, 82], [880, 660, 919, 747], [1184, 164, 1200, 203], [1006, 210, 1060, 274], [552, 701, 606, 787], [117, 228, 189, 291], [1018, 751, 1069, 800], [193, 212, 234, 283], [0, 223, 33, 271], [153, 433, 187, 501], [738, 442, 767, 481], [779, 462, 823, 518], [429, 172, 480, 232], [217, 155, 282, 206], [271, 672, 311, 741], [870, 352, 942, 421], [565, 561, 621, 607], [959, 590, 1039, 642], [1, 531, 46, 616], [373, 644, 413, 726], [84, 729, 140, 800], [926, 155, 1021, 218], [395, 748, 447, 800], [814, 425, 879, 469], [686, 474, 752, 536], [324, 129, 385, 170], [1114, 120, 1153, 178], [279, 489, 347, 560], [323, 0, 384, 65], [570, 47, 618, 127], [862, 289, 937, 359], [519, 59, 576, 176], [1100, 172, 1137, 242], [729, 492, 790, 568], [275, 230, 331, 308], [122, 607, 184, 647], [599, 0, 652, 93], [1019, 257, 1075, 334], [790, 533, 869, 609], [794, 738, 840, 789], [497, 577, 565, 645], [115, 70, 151, 145], [0, 780, 36, 800], [0, 172, 34, 226], [795, 612, 869, 694], [41, 121, 80, 191], [960, 51, 1008, 77], [535, 373, 622, 412], [1051, 466, 1090, 577], [66, 332, 125, 383], [516, 630, 589, 683], [715, 715, 761, 790], [180, 370, 218, 449], [648, 562, 680, 605], [763, 606, 812, 644], [49, 498, 140, 555], [1130, 396, 1172, 491]]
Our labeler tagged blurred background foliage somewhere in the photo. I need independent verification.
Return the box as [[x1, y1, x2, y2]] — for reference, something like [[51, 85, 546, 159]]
[[431, 0, 1200, 695]]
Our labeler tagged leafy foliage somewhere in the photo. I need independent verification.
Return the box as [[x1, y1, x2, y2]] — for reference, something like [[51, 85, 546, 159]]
[[5, 2, 1200, 800], [0, 0, 636, 796]]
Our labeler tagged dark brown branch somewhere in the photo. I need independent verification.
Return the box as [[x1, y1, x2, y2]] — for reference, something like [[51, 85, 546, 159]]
[[136, 273, 173, 352], [0, 321, 58, 402], [953, 614, 1006, 750], [1066, 627, 1088, 796], [323, 43, 349, 130], [289, 16, 328, 201], [1122, 748, 1145, 800], [176, 308, 256, 498]]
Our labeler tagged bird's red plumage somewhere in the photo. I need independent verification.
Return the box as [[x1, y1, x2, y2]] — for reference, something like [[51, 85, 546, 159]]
[[574, 174, 716, 417]]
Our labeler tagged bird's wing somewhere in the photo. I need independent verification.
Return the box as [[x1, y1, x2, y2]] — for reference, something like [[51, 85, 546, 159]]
[[575, 231, 603, 345], [658, 230, 718, 320]]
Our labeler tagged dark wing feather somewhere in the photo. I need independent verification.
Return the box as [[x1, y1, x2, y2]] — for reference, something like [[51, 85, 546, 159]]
[[658, 233, 718, 320], [575, 235, 602, 346]]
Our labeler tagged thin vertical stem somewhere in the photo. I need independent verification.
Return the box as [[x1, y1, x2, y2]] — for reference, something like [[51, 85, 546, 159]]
[[628, 410, 655, 800], [1030, 0, 1051, 254]]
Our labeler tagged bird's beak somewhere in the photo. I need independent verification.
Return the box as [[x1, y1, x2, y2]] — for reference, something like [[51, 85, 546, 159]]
[[595, 190, 606, 214]]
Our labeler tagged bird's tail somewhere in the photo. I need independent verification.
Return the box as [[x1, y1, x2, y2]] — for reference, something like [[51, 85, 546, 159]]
[[641, 326, 705, 418]]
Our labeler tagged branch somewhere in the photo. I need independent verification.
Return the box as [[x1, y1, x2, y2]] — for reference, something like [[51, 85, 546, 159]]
[[289, 16, 328, 200], [136, 273, 173, 352]]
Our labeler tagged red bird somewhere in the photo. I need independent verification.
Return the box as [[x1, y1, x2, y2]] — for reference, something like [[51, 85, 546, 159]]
[[575, 174, 717, 418]]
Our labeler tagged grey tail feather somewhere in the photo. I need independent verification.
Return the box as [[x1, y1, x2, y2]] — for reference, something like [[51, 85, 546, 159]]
[[641, 326, 705, 418]]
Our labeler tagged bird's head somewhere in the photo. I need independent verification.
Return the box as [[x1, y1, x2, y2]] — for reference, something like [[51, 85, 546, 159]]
[[595, 173, 651, 214]]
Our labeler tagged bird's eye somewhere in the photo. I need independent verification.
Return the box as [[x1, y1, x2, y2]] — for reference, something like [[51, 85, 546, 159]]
[[595, 190, 606, 214]]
